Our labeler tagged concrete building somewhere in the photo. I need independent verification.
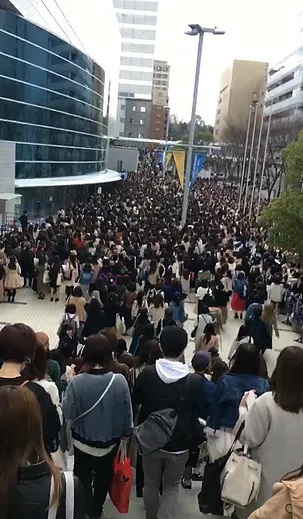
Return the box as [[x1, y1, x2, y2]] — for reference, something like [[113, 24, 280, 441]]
[[150, 60, 170, 140], [124, 98, 152, 139], [214, 60, 268, 142], [264, 49, 303, 121], [0, 0, 121, 215], [114, 0, 159, 136]]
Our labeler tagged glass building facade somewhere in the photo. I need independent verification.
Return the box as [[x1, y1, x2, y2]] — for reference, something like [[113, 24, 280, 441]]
[[0, 0, 120, 183]]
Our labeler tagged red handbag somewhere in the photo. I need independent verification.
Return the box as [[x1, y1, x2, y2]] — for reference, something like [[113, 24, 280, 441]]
[[109, 442, 132, 514]]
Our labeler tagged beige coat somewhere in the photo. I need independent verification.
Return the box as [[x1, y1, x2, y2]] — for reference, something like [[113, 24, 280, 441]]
[[67, 295, 87, 322], [4, 264, 22, 289], [248, 479, 303, 519]]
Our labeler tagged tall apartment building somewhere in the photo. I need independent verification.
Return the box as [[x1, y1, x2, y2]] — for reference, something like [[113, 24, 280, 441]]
[[113, 0, 159, 136], [214, 60, 268, 142], [150, 60, 170, 140], [264, 10, 303, 122]]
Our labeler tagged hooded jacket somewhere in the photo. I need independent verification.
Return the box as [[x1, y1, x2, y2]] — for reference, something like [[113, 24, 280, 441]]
[[132, 359, 201, 452]]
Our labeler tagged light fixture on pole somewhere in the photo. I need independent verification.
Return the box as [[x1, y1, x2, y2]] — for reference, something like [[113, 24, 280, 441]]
[[249, 106, 265, 220], [243, 100, 258, 214], [181, 24, 225, 227], [257, 99, 274, 216], [238, 104, 253, 211]]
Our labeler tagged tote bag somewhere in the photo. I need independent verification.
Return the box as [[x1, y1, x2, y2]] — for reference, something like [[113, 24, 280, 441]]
[[109, 442, 132, 514]]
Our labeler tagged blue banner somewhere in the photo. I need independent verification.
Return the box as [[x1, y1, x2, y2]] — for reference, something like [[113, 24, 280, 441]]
[[157, 150, 164, 166], [190, 152, 207, 188]]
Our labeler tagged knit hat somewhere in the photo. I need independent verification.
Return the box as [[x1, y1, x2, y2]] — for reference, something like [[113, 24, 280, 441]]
[[192, 351, 211, 371]]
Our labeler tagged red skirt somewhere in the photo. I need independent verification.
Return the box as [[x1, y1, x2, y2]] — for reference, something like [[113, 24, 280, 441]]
[[231, 292, 246, 312]]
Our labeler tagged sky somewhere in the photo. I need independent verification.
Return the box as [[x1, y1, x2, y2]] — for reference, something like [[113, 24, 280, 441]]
[[155, 0, 303, 125]]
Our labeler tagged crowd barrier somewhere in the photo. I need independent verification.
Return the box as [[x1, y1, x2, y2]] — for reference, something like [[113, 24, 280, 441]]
[[283, 291, 303, 343]]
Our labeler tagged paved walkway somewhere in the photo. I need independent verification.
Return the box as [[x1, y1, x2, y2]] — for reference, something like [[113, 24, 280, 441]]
[[1, 286, 300, 518]]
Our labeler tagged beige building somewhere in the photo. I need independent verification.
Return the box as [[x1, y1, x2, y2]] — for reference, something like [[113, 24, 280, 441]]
[[152, 60, 170, 106], [214, 59, 268, 142]]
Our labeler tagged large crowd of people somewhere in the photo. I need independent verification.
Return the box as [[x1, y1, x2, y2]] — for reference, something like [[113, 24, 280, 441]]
[[0, 165, 303, 519]]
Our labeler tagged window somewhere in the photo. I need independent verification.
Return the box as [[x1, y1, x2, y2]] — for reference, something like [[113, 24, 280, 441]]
[[128, 133, 132, 137], [129, 118, 133, 123], [139, 119, 144, 126], [138, 133, 144, 138], [140, 106, 146, 113], [121, 105, 126, 111], [132, 106, 136, 112]]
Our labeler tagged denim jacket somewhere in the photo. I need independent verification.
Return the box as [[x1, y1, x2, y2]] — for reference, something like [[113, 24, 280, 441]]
[[208, 373, 269, 431]]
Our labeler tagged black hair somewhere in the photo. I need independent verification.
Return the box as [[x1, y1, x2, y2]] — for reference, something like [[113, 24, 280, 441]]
[[160, 326, 187, 358]]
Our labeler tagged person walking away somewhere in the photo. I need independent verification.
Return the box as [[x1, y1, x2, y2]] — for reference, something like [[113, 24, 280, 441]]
[[36, 331, 62, 392], [49, 255, 63, 302], [132, 326, 201, 519], [22, 342, 60, 407], [269, 274, 284, 312], [0, 323, 61, 454], [261, 301, 279, 348], [129, 308, 150, 355], [19, 210, 28, 233], [79, 262, 93, 300], [0, 260, 4, 302], [207, 343, 269, 461], [64, 251, 80, 298], [195, 323, 219, 356], [156, 307, 176, 336], [231, 270, 248, 319], [0, 385, 85, 518], [63, 334, 133, 519], [36, 254, 48, 299], [168, 292, 187, 328], [193, 302, 213, 350], [228, 324, 253, 362], [20, 243, 34, 288], [121, 282, 137, 332], [213, 281, 230, 324], [67, 286, 87, 336], [181, 351, 216, 489], [149, 293, 165, 334], [236, 346, 303, 518], [4, 255, 22, 302], [82, 298, 106, 338], [247, 306, 272, 354]]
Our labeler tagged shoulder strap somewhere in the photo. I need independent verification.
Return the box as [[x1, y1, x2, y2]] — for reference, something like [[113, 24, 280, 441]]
[[47, 476, 57, 519], [73, 373, 115, 424], [63, 471, 74, 519]]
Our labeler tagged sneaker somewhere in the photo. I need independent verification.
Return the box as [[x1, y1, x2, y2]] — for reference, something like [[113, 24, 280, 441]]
[[181, 478, 192, 490], [50, 298, 54, 302], [234, 313, 239, 319], [55, 298, 59, 302]]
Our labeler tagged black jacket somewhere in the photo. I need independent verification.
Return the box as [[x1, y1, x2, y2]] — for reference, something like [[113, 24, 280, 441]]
[[4, 461, 85, 519], [132, 366, 201, 452]]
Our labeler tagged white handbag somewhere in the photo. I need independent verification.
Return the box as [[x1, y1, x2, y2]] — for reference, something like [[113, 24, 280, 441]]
[[220, 441, 261, 508]]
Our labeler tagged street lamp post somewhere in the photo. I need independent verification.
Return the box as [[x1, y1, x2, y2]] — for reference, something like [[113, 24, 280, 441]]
[[181, 24, 225, 227], [238, 104, 252, 211], [243, 101, 258, 214]]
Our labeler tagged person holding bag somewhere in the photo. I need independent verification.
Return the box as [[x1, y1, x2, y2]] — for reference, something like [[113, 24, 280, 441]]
[[234, 346, 303, 518], [63, 333, 133, 519]]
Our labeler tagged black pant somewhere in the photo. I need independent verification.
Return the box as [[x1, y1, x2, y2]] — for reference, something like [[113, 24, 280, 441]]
[[7, 289, 16, 301], [22, 269, 34, 288], [74, 445, 118, 518], [65, 285, 74, 298]]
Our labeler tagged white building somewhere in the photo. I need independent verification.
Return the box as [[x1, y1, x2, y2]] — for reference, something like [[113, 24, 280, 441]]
[[264, 10, 303, 121], [113, 0, 159, 136], [264, 47, 303, 121]]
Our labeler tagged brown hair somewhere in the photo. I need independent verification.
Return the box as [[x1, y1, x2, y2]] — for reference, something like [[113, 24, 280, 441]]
[[271, 346, 303, 413], [22, 343, 47, 381], [261, 301, 275, 325], [0, 324, 37, 363], [0, 386, 61, 515]]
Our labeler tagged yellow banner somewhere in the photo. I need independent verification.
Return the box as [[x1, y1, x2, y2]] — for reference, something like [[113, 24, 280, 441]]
[[173, 150, 185, 188], [165, 152, 172, 167]]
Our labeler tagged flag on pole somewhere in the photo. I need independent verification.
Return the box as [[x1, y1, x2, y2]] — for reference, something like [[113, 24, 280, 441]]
[[173, 150, 185, 188], [165, 152, 173, 168], [190, 152, 207, 189]]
